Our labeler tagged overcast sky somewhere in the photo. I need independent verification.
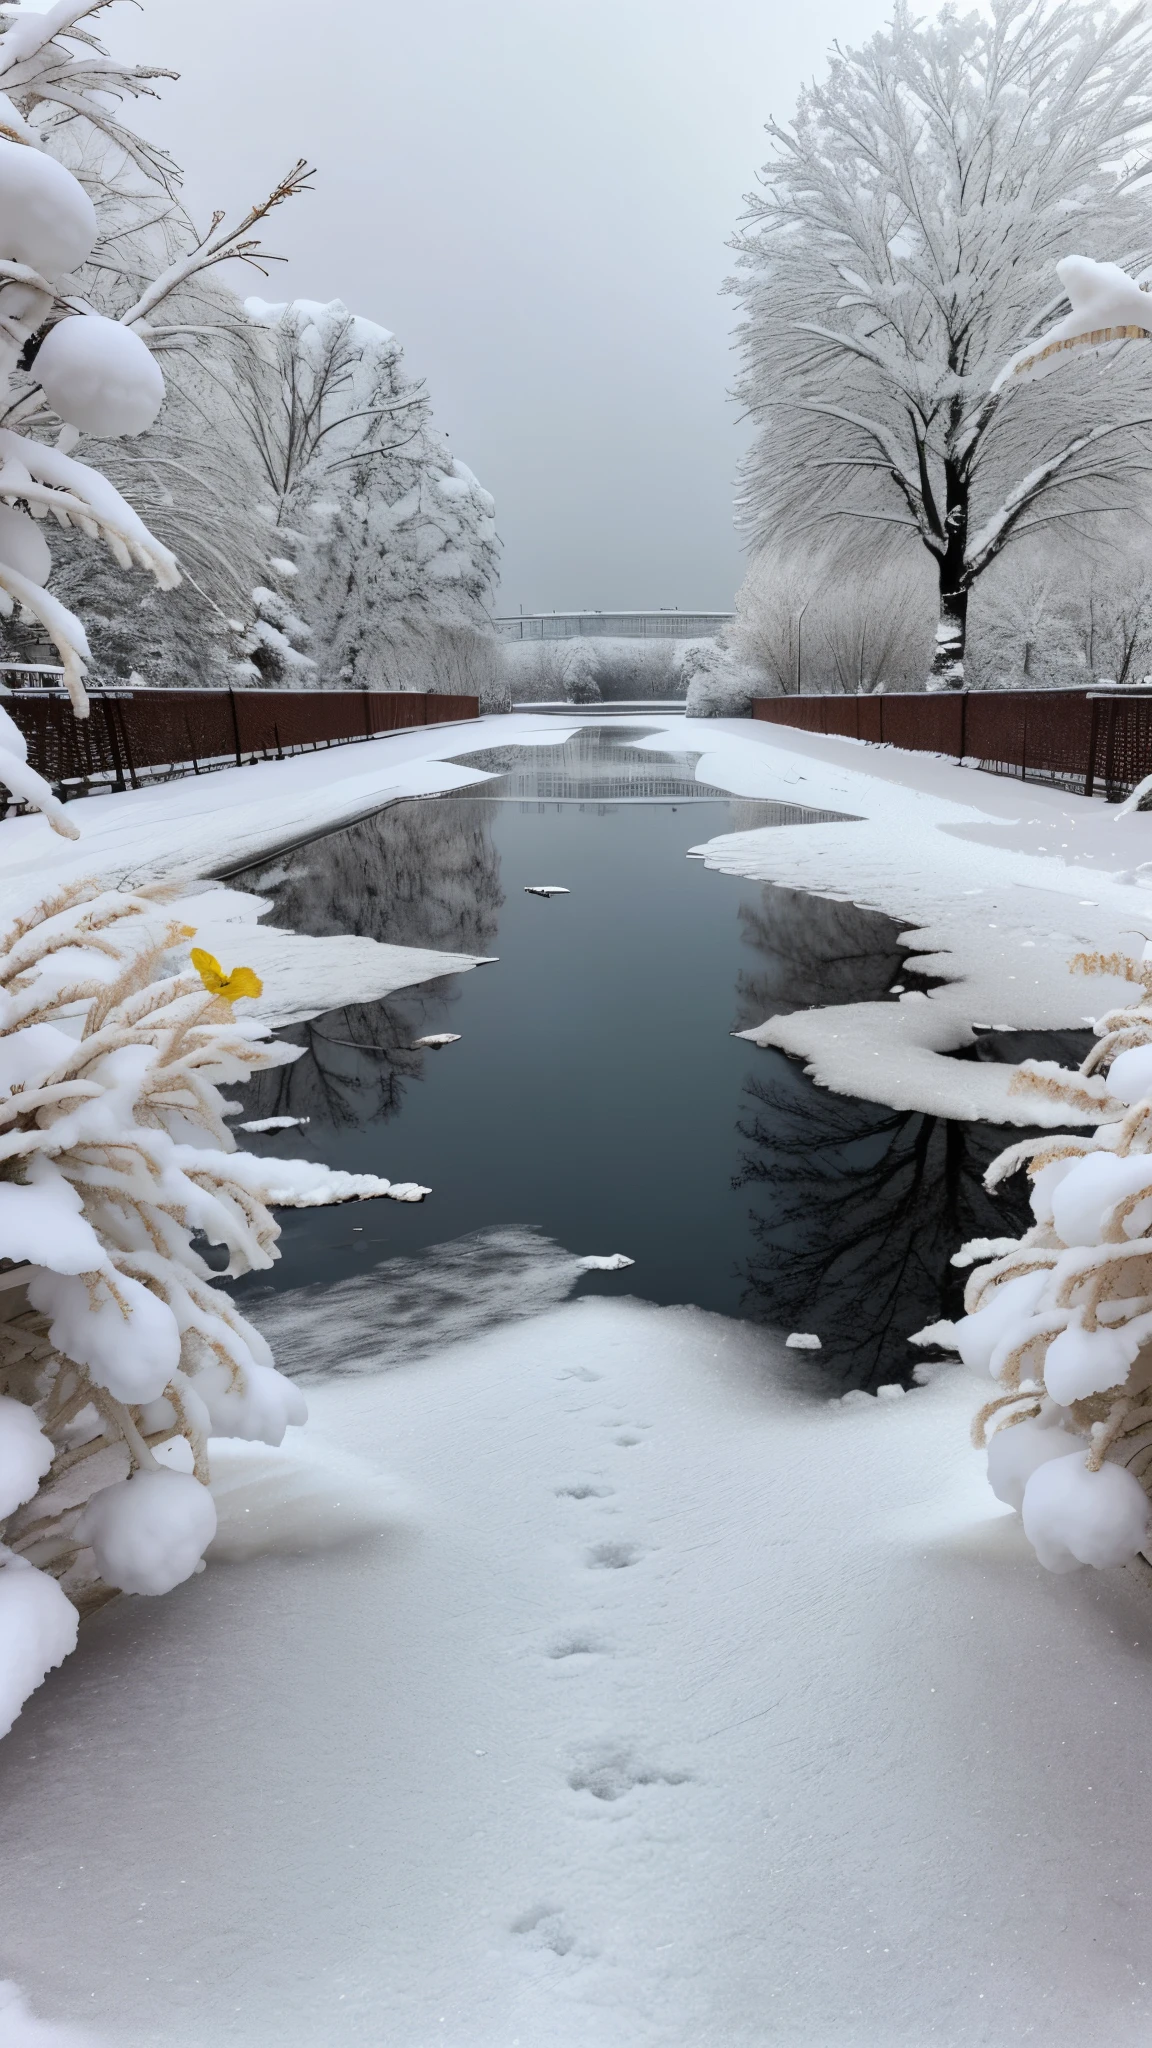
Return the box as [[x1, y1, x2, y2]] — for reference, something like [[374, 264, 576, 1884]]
[[112, 0, 896, 616]]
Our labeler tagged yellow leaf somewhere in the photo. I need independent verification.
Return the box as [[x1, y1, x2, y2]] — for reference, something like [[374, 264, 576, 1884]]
[[191, 947, 263, 1003]]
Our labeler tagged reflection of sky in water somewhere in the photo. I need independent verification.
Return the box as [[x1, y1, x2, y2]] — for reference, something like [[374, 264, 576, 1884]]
[[228, 729, 1080, 1391]]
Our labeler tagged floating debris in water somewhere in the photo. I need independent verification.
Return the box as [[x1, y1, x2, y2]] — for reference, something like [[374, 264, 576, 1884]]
[[524, 885, 570, 898], [239, 1115, 310, 1132], [786, 1332, 822, 1350], [577, 1253, 635, 1271], [410, 1034, 462, 1050]]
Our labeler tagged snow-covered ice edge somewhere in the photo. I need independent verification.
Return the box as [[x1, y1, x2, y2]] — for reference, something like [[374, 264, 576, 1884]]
[[629, 711, 1152, 1124], [0, 715, 578, 1030]]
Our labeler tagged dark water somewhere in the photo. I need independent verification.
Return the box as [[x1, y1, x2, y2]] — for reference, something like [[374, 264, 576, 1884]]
[[226, 727, 1076, 1391]]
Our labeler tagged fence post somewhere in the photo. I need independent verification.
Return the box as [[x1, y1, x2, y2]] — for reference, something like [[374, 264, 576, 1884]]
[[98, 696, 127, 793], [1106, 697, 1119, 800], [363, 690, 373, 740], [1086, 698, 1100, 797], [959, 691, 968, 760], [227, 688, 242, 768], [111, 699, 139, 790]]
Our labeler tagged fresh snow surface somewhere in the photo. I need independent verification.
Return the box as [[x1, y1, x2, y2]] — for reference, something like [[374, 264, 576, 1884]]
[[5, 1297, 1152, 2045]]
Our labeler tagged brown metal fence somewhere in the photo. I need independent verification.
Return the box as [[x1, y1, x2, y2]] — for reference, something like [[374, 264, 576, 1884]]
[[0, 687, 480, 808], [752, 689, 1152, 800]]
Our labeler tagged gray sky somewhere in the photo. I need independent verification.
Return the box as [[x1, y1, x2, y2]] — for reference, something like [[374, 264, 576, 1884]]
[[113, 0, 892, 616]]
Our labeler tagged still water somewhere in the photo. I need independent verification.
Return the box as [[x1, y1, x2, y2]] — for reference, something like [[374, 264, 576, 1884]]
[[227, 727, 1079, 1390]]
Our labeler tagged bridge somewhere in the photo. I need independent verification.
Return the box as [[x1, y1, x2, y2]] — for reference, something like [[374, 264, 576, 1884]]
[[494, 611, 731, 642]]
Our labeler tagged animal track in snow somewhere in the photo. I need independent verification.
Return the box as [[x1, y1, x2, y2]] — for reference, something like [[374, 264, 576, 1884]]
[[558, 1364, 601, 1382], [555, 1480, 614, 1500], [567, 1747, 693, 1803], [546, 1630, 609, 1660], [585, 1540, 643, 1570], [509, 1904, 578, 1957], [614, 1433, 642, 1447]]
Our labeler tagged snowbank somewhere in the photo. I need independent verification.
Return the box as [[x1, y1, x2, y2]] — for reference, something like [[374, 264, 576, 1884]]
[[643, 714, 1152, 1122], [3, 1296, 1152, 2044]]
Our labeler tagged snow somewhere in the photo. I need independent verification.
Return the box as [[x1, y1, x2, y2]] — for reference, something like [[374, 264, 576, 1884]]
[[0, 136, 96, 274], [1021, 1452, 1150, 1572], [8, 1296, 1152, 2043], [0, 506, 51, 585], [74, 1470, 216, 1597], [997, 254, 1152, 387], [34, 317, 164, 439], [0, 1550, 77, 1742], [0, 1977, 97, 2046], [26, 1267, 180, 1407], [985, 1410, 1077, 1510], [0, 1399, 53, 1520]]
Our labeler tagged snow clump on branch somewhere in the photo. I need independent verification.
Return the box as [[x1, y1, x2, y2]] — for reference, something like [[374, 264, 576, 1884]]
[[0, 3, 184, 825], [919, 947, 1152, 1575], [0, 878, 422, 1736]]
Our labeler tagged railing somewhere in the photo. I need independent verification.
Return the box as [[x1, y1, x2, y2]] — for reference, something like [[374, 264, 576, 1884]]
[[495, 612, 732, 641], [751, 688, 1152, 800], [0, 687, 480, 806]]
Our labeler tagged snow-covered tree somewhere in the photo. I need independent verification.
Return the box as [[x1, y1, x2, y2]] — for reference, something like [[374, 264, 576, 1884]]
[[0, 0, 325, 805], [225, 298, 500, 694], [731, 1, 1152, 690], [0, 881, 430, 1734]]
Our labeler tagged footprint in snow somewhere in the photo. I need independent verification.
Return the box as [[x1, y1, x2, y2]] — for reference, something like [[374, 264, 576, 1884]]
[[555, 1480, 614, 1500], [586, 1540, 643, 1570], [546, 1629, 610, 1660], [567, 1746, 694, 1802]]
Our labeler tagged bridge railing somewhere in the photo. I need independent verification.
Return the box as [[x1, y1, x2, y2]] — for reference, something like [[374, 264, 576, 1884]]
[[495, 612, 732, 641]]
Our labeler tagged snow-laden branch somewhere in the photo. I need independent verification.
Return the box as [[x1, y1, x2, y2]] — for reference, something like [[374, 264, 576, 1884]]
[[965, 413, 1152, 580], [121, 161, 315, 329]]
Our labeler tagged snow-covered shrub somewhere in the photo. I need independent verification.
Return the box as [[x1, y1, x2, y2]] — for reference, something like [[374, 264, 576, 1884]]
[[682, 642, 759, 719], [503, 638, 601, 704], [0, 879, 425, 1733], [923, 947, 1152, 1574]]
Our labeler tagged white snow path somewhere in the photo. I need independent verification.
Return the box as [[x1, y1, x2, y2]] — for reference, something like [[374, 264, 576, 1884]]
[[3, 1297, 1152, 2047]]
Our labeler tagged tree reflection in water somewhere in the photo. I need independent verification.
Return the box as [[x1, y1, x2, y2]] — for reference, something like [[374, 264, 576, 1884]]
[[235, 795, 502, 1130], [735, 1060, 1035, 1393], [731, 885, 1091, 1391]]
